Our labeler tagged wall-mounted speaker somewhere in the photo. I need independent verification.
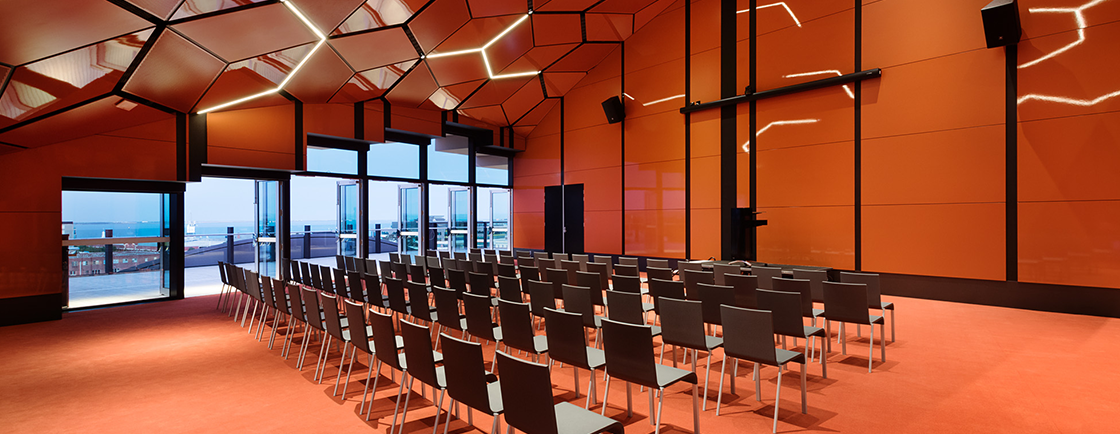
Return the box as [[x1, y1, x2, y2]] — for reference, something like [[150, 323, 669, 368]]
[[981, 0, 1021, 48], [601, 96, 625, 124]]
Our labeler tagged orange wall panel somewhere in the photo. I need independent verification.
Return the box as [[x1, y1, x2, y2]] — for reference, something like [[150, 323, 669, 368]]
[[1019, 200, 1120, 288], [207, 104, 296, 170], [585, 210, 623, 255], [1017, 20, 1120, 122], [565, 123, 622, 171], [624, 5, 684, 73], [513, 173, 560, 214], [513, 212, 546, 250], [864, 203, 1005, 280], [690, 208, 720, 260], [625, 209, 685, 258], [756, 88, 854, 150], [0, 212, 65, 298], [363, 103, 386, 143], [864, 125, 1004, 205], [756, 205, 854, 269], [389, 105, 442, 137], [757, 141, 854, 208], [756, 7, 853, 91], [304, 103, 355, 138], [690, 49, 721, 104], [690, 155, 721, 209], [625, 161, 686, 210], [624, 111, 684, 164], [624, 58, 685, 119], [690, 109, 720, 158], [862, 0, 990, 68], [519, 133, 562, 176], [565, 78, 622, 131], [565, 168, 623, 212]]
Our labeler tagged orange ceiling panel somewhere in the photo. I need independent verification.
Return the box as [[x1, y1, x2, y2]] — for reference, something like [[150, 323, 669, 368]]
[[513, 125, 534, 136], [535, 0, 602, 12], [331, 28, 419, 72], [514, 97, 559, 127], [123, 30, 225, 113], [586, 13, 633, 41], [483, 19, 535, 74], [532, 14, 583, 46], [334, 0, 427, 34], [194, 68, 282, 112], [502, 80, 545, 123], [172, 3, 317, 62], [0, 96, 172, 148], [634, 0, 676, 30], [467, 0, 526, 17], [0, 0, 151, 66], [330, 60, 417, 103], [429, 78, 485, 108], [125, 0, 184, 20], [499, 44, 579, 73], [408, 0, 472, 53], [426, 55, 489, 86], [283, 46, 354, 103], [460, 76, 535, 108], [386, 61, 439, 107], [298, 0, 368, 35], [459, 104, 509, 125], [0, 64, 9, 89], [547, 43, 619, 72], [0, 29, 152, 130], [171, 0, 269, 20], [591, 0, 657, 14], [543, 72, 585, 97]]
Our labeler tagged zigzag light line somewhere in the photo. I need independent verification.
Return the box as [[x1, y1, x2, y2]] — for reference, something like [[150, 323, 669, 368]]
[[742, 119, 819, 152], [1017, 89, 1120, 106], [423, 13, 540, 80], [1018, 0, 1108, 69], [736, 2, 801, 27], [197, 0, 327, 114], [782, 70, 855, 98]]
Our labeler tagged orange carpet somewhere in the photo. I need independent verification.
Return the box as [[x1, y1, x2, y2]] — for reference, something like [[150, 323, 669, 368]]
[[1, 294, 1117, 433]]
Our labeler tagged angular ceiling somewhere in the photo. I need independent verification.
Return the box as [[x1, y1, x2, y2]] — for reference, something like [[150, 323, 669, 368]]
[[0, 0, 676, 149]]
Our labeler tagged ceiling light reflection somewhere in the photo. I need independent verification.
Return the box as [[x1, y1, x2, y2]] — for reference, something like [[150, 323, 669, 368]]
[[423, 13, 540, 81], [736, 2, 801, 27], [782, 70, 854, 99], [1019, 0, 1107, 69], [641, 94, 685, 106], [742, 119, 819, 152]]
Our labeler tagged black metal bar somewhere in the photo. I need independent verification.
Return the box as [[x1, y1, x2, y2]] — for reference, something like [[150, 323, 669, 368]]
[[1005, 44, 1018, 282], [681, 68, 883, 114]]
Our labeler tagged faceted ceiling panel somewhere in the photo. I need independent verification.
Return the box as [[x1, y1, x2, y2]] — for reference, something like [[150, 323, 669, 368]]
[[0, 0, 671, 150], [0, 95, 172, 148]]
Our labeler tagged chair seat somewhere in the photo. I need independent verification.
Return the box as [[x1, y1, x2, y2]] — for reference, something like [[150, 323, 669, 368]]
[[553, 401, 624, 434], [531, 335, 549, 354], [880, 301, 894, 310], [804, 325, 826, 338], [870, 314, 885, 325], [654, 363, 698, 388], [486, 381, 504, 413], [641, 302, 655, 313], [586, 347, 606, 370], [812, 308, 824, 318], [704, 335, 724, 351], [775, 347, 805, 366]]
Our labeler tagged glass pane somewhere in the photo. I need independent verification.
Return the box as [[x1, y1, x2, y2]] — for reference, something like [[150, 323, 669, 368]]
[[491, 189, 511, 251], [428, 184, 450, 252], [256, 180, 279, 278], [368, 142, 420, 179], [184, 177, 256, 297], [450, 188, 470, 252], [338, 182, 359, 257], [307, 147, 358, 175], [400, 186, 421, 255], [476, 154, 510, 186], [368, 180, 409, 258], [291, 176, 339, 262], [428, 136, 469, 183]]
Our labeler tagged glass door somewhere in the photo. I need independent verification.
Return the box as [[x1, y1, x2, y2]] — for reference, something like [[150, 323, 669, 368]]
[[337, 180, 359, 257], [449, 187, 470, 253], [398, 184, 421, 255], [490, 189, 510, 251], [255, 180, 279, 278]]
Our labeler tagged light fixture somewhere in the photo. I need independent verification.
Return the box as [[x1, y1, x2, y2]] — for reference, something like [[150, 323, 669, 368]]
[[196, 0, 327, 114], [423, 13, 540, 80]]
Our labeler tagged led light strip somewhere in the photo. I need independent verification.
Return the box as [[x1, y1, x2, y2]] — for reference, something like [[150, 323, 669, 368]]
[[1019, 0, 1107, 69], [197, 0, 326, 114], [736, 2, 801, 27], [423, 13, 540, 80], [782, 70, 854, 99], [742, 119, 818, 151]]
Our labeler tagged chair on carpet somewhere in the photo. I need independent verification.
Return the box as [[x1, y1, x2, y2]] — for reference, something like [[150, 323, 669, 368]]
[[497, 299, 549, 363], [822, 281, 886, 372], [543, 307, 606, 409], [716, 305, 807, 432], [751, 265, 782, 290], [439, 333, 504, 434], [757, 288, 827, 378], [840, 271, 896, 342], [496, 351, 624, 434], [395, 319, 449, 434], [657, 297, 722, 411]]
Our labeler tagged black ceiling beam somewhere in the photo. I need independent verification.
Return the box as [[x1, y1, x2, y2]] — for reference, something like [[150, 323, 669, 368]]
[[680, 68, 882, 114]]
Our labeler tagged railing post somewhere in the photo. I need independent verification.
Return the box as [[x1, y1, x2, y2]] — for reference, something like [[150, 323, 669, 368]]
[[303, 225, 311, 259], [104, 229, 114, 275], [225, 226, 234, 264], [374, 224, 381, 254]]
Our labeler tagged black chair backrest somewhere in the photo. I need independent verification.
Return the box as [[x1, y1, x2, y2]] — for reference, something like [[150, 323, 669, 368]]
[[389, 252, 401, 263], [497, 275, 522, 302], [721, 305, 779, 365], [307, 263, 322, 290], [682, 269, 714, 299], [408, 263, 427, 284], [561, 284, 598, 329], [428, 266, 446, 288], [499, 255, 515, 265], [278, 260, 290, 284], [426, 256, 441, 269], [447, 269, 469, 295], [496, 351, 560, 434], [713, 263, 742, 286], [354, 258, 367, 274], [244, 270, 261, 301], [677, 261, 703, 273], [697, 282, 736, 325], [286, 283, 306, 321], [497, 263, 517, 278], [553, 252, 569, 262], [369, 309, 402, 370], [344, 300, 373, 354], [319, 265, 336, 294], [336, 255, 346, 270], [519, 265, 540, 289], [543, 307, 590, 369], [544, 268, 567, 299], [560, 260, 581, 284], [840, 271, 883, 309], [773, 277, 815, 318], [432, 286, 464, 332], [455, 252, 468, 261], [462, 293, 499, 341], [364, 259, 379, 277], [823, 281, 871, 324], [792, 268, 826, 303], [270, 278, 288, 312], [600, 318, 658, 388], [497, 299, 537, 354], [406, 281, 434, 322], [571, 254, 590, 270], [647, 258, 669, 269], [297, 262, 310, 287], [347, 271, 364, 301], [378, 260, 393, 279], [527, 280, 556, 318], [516, 250, 533, 258], [611, 274, 642, 294], [725, 273, 759, 309], [612, 264, 638, 277], [440, 251, 453, 260], [391, 262, 408, 280], [585, 262, 610, 290], [756, 288, 807, 339], [646, 266, 674, 282], [301, 287, 324, 330], [751, 265, 782, 290], [440, 333, 499, 413], [363, 273, 385, 308], [658, 297, 708, 349], [575, 271, 605, 303], [321, 292, 345, 342], [384, 277, 409, 315], [617, 257, 638, 267], [344, 256, 356, 272], [259, 276, 276, 309], [332, 268, 348, 298], [604, 290, 645, 325], [468, 271, 494, 297], [399, 319, 440, 387], [647, 278, 686, 315]]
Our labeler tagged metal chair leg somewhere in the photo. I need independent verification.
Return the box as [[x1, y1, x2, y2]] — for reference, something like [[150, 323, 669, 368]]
[[773, 365, 782, 434], [600, 375, 612, 416], [881, 322, 887, 362], [340, 346, 358, 399], [868, 323, 874, 373], [702, 349, 712, 411], [800, 361, 807, 414], [432, 388, 446, 434], [891, 308, 896, 342], [692, 383, 701, 434], [716, 353, 727, 416]]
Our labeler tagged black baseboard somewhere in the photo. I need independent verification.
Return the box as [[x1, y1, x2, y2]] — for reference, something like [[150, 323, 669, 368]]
[[877, 273, 1120, 318], [0, 293, 62, 326]]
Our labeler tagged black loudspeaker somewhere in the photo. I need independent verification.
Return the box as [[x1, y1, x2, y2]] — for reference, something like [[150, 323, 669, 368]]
[[601, 96, 625, 124], [981, 0, 1021, 48]]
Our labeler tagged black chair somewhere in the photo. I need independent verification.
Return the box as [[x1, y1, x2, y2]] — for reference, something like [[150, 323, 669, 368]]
[[575, 271, 608, 310], [840, 271, 896, 342], [428, 266, 447, 289], [822, 281, 886, 373], [306, 262, 321, 292], [571, 253, 591, 270], [585, 262, 611, 292], [447, 269, 469, 298], [527, 280, 557, 329], [646, 266, 674, 282], [384, 277, 410, 320], [725, 274, 759, 309], [296, 287, 325, 372], [543, 267, 568, 301], [518, 265, 541, 291], [364, 259, 378, 277], [363, 273, 389, 311], [757, 289, 827, 378], [599, 318, 700, 434], [432, 286, 468, 339], [561, 284, 606, 346], [612, 263, 639, 277], [408, 263, 427, 284], [647, 278, 686, 317], [336, 255, 347, 270], [773, 277, 825, 361], [397, 319, 448, 434], [363, 309, 407, 422], [496, 299, 548, 362], [496, 351, 624, 434], [497, 275, 523, 303], [751, 265, 782, 290], [333, 268, 351, 298], [617, 257, 638, 267], [342, 299, 389, 411], [543, 307, 606, 409], [281, 283, 307, 360], [346, 270, 365, 302], [677, 261, 703, 274], [496, 263, 517, 278], [463, 292, 503, 347], [657, 297, 722, 411], [647, 258, 669, 269], [696, 282, 736, 327], [604, 290, 660, 337], [469, 271, 495, 298], [561, 260, 582, 286], [378, 260, 393, 280], [406, 280, 437, 326], [440, 333, 505, 434], [681, 269, 714, 300], [791, 268, 826, 304], [319, 292, 349, 387], [717, 306, 807, 432], [712, 263, 742, 286], [319, 265, 337, 295]]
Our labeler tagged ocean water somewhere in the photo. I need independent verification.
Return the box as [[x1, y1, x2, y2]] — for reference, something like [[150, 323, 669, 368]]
[[70, 220, 402, 239]]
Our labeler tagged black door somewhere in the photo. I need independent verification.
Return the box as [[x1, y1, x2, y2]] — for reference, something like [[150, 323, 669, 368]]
[[564, 184, 584, 254], [544, 184, 585, 253]]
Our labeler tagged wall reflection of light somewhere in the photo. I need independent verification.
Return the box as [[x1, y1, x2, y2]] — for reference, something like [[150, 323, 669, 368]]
[[741, 119, 819, 152], [736, 2, 802, 27], [782, 70, 854, 99], [640, 94, 685, 107], [1018, 0, 1108, 69]]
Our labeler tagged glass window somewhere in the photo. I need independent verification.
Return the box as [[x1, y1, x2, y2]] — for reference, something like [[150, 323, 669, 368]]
[[368, 142, 420, 179], [307, 146, 358, 175], [428, 136, 469, 183], [476, 154, 509, 186]]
